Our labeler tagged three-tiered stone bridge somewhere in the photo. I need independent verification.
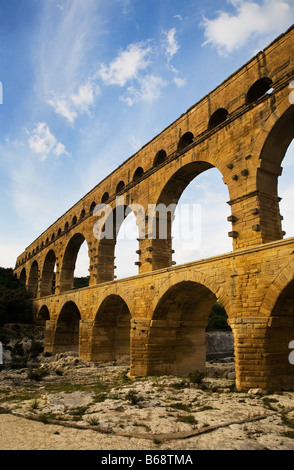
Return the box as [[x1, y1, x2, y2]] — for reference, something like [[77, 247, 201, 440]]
[[14, 26, 294, 391]]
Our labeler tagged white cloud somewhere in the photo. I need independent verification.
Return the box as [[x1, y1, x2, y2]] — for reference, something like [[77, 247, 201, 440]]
[[173, 76, 187, 88], [48, 95, 77, 124], [174, 14, 183, 21], [163, 28, 180, 60], [97, 42, 152, 86], [201, 0, 293, 55], [28, 122, 69, 161], [48, 81, 99, 123], [71, 82, 97, 111], [120, 75, 167, 106]]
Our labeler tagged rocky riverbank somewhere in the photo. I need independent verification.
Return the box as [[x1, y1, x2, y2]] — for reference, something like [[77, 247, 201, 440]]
[[0, 324, 294, 450]]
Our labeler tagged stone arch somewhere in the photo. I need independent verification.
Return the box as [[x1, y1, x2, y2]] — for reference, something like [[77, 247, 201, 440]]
[[54, 301, 81, 355], [80, 209, 86, 219], [89, 201, 96, 214], [256, 103, 294, 243], [19, 267, 26, 285], [177, 132, 194, 152], [147, 280, 228, 376], [40, 249, 56, 297], [59, 233, 90, 292], [28, 260, 39, 298], [260, 258, 294, 317], [36, 305, 50, 326], [151, 269, 231, 317], [133, 166, 144, 182], [89, 294, 131, 362], [72, 215, 77, 226], [246, 77, 273, 104], [96, 204, 141, 282], [101, 192, 109, 203], [258, 260, 294, 391], [208, 108, 229, 130], [153, 149, 167, 167], [150, 160, 228, 270], [116, 180, 125, 194]]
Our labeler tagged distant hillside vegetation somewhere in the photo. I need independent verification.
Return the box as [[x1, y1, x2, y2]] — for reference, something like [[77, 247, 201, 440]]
[[207, 301, 230, 331], [0, 267, 33, 325]]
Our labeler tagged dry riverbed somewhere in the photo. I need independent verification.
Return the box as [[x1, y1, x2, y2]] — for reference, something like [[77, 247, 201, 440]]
[[0, 352, 294, 451]]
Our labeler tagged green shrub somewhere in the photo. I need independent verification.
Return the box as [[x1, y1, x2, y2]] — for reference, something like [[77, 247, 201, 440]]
[[27, 367, 48, 381], [188, 370, 205, 384], [125, 390, 141, 405]]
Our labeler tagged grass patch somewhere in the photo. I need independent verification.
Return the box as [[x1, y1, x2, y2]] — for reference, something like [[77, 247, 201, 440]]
[[96, 376, 109, 392], [125, 390, 142, 405], [70, 405, 89, 419], [283, 430, 294, 439], [27, 367, 48, 381], [177, 414, 197, 425], [87, 416, 99, 426], [170, 381, 188, 390], [281, 411, 294, 429], [197, 405, 215, 412], [37, 412, 56, 424], [30, 399, 39, 410], [169, 402, 191, 412], [262, 397, 279, 411], [188, 370, 205, 385]]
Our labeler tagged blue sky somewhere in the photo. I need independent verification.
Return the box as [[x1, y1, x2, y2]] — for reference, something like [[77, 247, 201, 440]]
[[0, 0, 293, 278]]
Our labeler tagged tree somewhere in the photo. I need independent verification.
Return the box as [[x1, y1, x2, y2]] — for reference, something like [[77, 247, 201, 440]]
[[206, 301, 230, 331], [0, 268, 33, 325]]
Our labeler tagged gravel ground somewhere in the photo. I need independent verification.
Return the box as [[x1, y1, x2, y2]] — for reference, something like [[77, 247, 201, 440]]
[[0, 353, 294, 451]]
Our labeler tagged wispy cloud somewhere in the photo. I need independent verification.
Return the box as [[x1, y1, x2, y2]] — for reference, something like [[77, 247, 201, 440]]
[[162, 29, 186, 89], [36, 0, 101, 121], [48, 95, 77, 124], [201, 0, 293, 55], [120, 74, 167, 106], [28, 122, 69, 161], [163, 28, 180, 61], [97, 42, 152, 86], [48, 81, 99, 123]]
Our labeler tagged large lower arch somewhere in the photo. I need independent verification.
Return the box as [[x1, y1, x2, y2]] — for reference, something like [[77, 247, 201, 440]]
[[36, 304, 50, 326], [60, 233, 89, 293], [40, 250, 56, 297], [147, 280, 220, 376], [265, 278, 294, 391], [258, 259, 294, 391], [53, 301, 81, 355], [90, 295, 131, 362]]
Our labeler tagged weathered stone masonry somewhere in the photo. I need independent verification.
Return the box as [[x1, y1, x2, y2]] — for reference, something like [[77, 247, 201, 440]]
[[14, 26, 294, 391]]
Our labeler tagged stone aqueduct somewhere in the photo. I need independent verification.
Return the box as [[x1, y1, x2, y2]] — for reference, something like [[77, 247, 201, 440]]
[[14, 26, 294, 391]]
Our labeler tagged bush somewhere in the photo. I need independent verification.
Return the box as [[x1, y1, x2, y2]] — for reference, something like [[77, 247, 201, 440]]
[[29, 340, 44, 358], [27, 367, 48, 381], [125, 390, 141, 405], [188, 370, 205, 384]]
